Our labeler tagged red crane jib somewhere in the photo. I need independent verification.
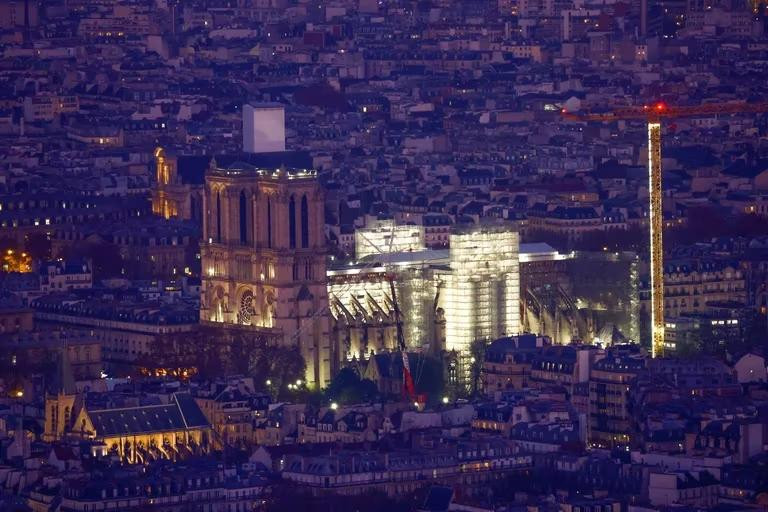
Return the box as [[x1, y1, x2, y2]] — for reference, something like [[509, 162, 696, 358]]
[[562, 101, 768, 122]]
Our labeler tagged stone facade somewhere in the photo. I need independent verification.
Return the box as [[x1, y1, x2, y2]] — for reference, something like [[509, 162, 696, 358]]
[[200, 162, 332, 388]]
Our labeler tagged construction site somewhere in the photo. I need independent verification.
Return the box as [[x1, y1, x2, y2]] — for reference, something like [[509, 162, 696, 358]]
[[326, 220, 640, 370]]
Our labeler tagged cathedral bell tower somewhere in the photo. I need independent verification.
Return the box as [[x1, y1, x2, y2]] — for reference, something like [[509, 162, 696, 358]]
[[200, 161, 331, 388]]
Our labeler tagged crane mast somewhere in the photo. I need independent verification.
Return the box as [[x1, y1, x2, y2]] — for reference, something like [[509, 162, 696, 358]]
[[647, 120, 664, 357], [563, 101, 768, 357]]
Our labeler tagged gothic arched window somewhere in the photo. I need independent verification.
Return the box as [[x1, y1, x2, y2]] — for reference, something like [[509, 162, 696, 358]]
[[267, 197, 273, 248], [216, 191, 222, 243], [301, 195, 309, 248], [239, 191, 247, 245], [289, 195, 297, 249]]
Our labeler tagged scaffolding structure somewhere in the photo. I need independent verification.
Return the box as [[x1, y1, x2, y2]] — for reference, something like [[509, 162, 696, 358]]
[[329, 222, 521, 362], [397, 267, 438, 348], [355, 219, 426, 259], [443, 226, 520, 354], [327, 265, 438, 358]]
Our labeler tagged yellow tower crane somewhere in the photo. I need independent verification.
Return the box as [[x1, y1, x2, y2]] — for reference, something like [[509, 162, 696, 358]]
[[562, 101, 768, 357]]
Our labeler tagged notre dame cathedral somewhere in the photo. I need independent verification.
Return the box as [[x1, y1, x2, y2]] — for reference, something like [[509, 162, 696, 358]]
[[199, 157, 332, 388]]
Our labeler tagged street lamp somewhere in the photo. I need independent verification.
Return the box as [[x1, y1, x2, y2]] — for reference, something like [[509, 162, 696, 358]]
[[265, 379, 272, 386], [442, 396, 449, 404], [330, 402, 338, 410]]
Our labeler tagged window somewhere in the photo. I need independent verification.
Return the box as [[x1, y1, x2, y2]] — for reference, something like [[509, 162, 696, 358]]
[[216, 191, 222, 242], [301, 195, 309, 248], [289, 195, 296, 249], [239, 191, 248, 245], [267, 197, 273, 248]]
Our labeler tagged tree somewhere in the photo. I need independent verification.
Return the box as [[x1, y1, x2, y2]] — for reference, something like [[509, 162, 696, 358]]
[[61, 240, 124, 280], [292, 388, 325, 407], [270, 348, 307, 397], [24, 232, 51, 261], [325, 367, 378, 404], [325, 367, 359, 397], [410, 354, 445, 404], [142, 328, 309, 387], [88, 242, 124, 279], [247, 344, 306, 398]]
